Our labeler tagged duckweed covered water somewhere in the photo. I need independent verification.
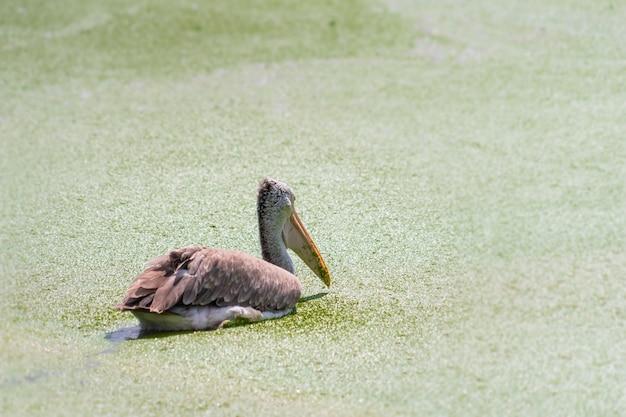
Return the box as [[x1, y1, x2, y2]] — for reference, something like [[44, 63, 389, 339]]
[[1, 1, 625, 415]]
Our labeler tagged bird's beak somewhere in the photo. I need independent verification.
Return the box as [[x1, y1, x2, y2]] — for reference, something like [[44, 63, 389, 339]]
[[282, 210, 331, 287]]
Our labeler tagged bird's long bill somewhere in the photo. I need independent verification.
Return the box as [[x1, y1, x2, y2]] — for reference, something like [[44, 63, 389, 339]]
[[282, 210, 331, 287]]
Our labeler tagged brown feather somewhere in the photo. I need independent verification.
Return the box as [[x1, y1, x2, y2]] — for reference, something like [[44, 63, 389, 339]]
[[116, 246, 302, 314], [150, 275, 177, 313], [138, 293, 154, 308]]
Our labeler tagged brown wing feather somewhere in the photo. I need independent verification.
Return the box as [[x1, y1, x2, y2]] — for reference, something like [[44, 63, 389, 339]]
[[115, 246, 302, 314]]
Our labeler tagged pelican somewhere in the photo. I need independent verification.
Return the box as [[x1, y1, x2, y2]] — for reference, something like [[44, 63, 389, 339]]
[[115, 178, 331, 331]]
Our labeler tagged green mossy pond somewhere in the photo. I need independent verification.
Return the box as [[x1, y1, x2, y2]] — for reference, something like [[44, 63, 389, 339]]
[[1, 0, 625, 415]]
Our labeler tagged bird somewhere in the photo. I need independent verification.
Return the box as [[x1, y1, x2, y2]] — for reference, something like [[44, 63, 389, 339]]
[[115, 178, 331, 331]]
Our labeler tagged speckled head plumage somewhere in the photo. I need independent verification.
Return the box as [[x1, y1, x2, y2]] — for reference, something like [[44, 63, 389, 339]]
[[256, 178, 296, 273], [257, 178, 295, 221]]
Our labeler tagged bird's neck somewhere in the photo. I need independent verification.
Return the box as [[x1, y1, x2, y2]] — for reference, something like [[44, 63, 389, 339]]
[[259, 216, 295, 275]]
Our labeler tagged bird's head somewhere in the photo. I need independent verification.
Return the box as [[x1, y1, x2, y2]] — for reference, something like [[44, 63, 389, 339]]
[[257, 178, 331, 287]]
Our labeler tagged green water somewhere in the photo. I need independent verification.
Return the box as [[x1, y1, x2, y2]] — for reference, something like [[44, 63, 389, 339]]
[[1, 0, 624, 415]]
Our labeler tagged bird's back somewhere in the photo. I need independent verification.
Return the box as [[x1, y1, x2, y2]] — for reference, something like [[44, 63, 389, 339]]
[[116, 246, 302, 314]]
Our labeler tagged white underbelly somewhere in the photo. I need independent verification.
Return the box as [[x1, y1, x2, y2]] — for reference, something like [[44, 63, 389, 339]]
[[131, 305, 293, 331]]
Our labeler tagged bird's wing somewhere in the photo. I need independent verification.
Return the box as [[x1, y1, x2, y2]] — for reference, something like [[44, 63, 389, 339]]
[[116, 246, 302, 313]]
